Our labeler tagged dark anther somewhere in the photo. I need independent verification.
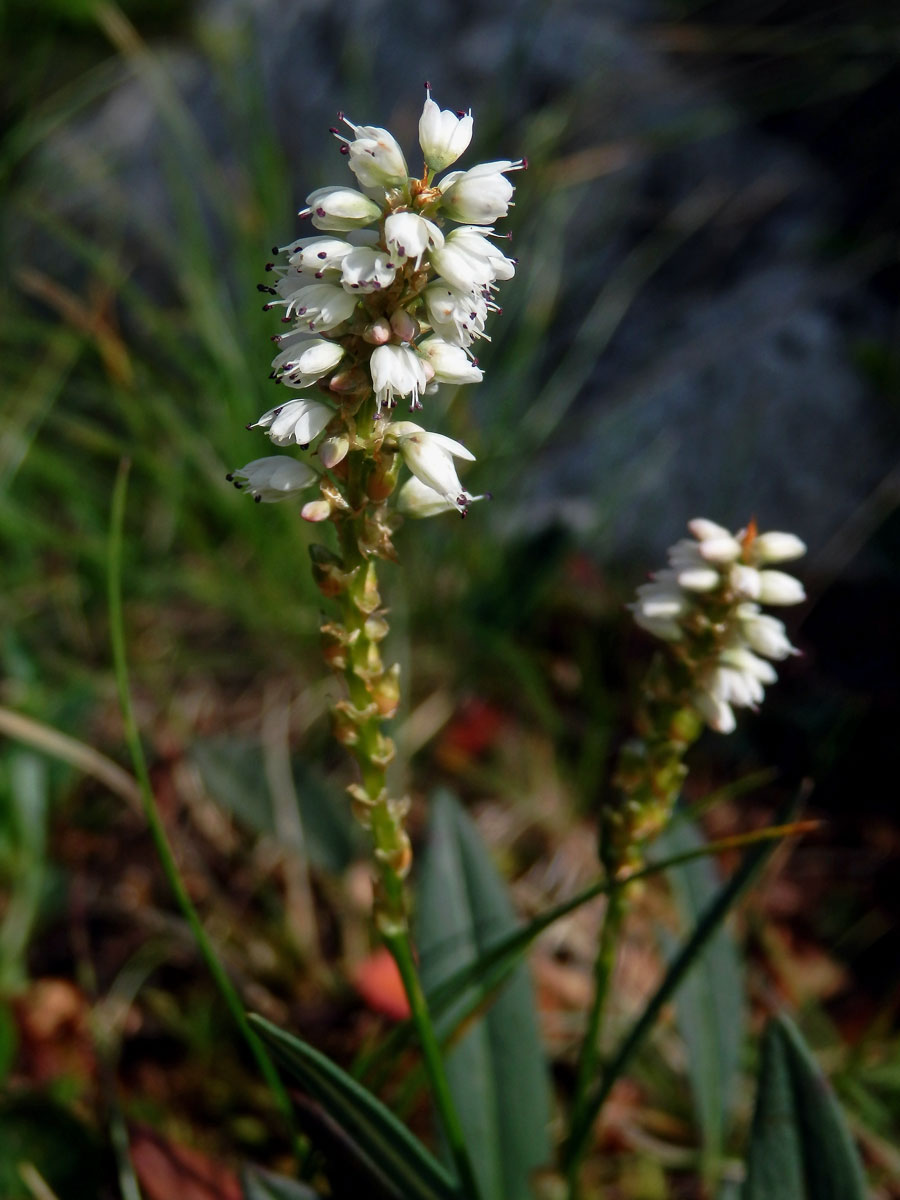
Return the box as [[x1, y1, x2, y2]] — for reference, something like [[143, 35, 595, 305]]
[[271, 246, 279, 254], [316, 207, 326, 217], [424, 80, 431, 90], [339, 145, 349, 156], [317, 251, 328, 259], [265, 263, 274, 271], [262, 303, 272, 311], [336, 110, 345, 120], [254, 494, 262, 503], [225, 473, 234, 481], [521, 156, 529, 169], [329, 126, 340, 134], [244, 422, 253, 430], [281, 317, 292, 323], [299, 442, 310, 450]]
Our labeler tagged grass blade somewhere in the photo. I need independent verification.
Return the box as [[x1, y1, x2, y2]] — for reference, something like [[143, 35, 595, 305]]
[[744, 1012, 868, 1200], [416, 791, 551, 1200], [249, 1015, 460, 1200]]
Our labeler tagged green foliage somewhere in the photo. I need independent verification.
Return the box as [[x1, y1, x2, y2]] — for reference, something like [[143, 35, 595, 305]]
[[189, 736, 361, 873], [0, 752, 50, 992], [744, 1013, 868, 1200], [241, 1164, 321, 1200], [0, 1092, 106, 1200], [416, 790, 552, 1200], [654, 819, 744, 1185], [249, 1015, 461, 1200]]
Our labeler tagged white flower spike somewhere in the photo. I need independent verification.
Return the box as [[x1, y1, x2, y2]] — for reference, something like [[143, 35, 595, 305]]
[[630, 518, 806, 733], [246, 86, 523, 526]]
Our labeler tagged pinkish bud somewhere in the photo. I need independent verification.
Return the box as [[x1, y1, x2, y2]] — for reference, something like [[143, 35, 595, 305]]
[[301, 499, 332, 522], [363, 318, 392, 345], [389, 308, 419, 343]]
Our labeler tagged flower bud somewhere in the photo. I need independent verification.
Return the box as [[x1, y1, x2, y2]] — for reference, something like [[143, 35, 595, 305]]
[[363, 318, 392, 345], [757, 570, 806, 605], [301, 499, 332, 523], [319, 434, 350, 469], [751, 531, 807, 564], [389, 308, 420, 343]]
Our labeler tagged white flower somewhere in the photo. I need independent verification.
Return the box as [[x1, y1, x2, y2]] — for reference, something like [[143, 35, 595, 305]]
[[227, 456, 316, 502], [757, 570, 806, 606], [422, 283, 491, 347], [438, 160, 525, 224], [418, 87, 473, 172], [736, 604, 798, 660], [250, 399, 333, 446], [445, 226, 517, 281], [730, 563, 762, 599], [340, 247, 398, 293], [271, 283, 357, 332], [370, 344, 429, 411], [383, 213, 444, 270], [284, 236, 355, 275], [333, 115, 409, 189], [630, 517, 806, 734], [629, 573, 689, 641], [694, 691, 737, 735], [430, 241, 496, 293], [416, 337, 483, 385], [397, 475, 484, 518], [750, 531, 807, 564], [687, 518, 733, 542], [387, 421, 476, 513], [300, 186, 382, 231], [271, 338, 345, 388]]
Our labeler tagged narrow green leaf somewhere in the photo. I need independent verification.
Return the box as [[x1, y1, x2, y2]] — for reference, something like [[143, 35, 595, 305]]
[[744, 1013, 868, 1200], [654, 820, 743, 1182], [241, 1164, 320, 1200], [416, 791, 551, 1200], [249, 1015, 460, 1200], [565, 790, 806, 1170], [360, 821, 804, 1091], [189, 736, 359, 873]]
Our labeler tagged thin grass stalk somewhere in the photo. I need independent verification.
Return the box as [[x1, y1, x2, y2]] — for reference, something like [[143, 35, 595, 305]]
[[106, 457, 303, 1161]]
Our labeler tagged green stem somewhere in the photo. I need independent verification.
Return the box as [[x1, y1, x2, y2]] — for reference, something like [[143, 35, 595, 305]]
[[562, 794, 801, 1175], [384, 930, 482, 1200], [107, 459, 302, 1159], [565, 881, 627, 1199]]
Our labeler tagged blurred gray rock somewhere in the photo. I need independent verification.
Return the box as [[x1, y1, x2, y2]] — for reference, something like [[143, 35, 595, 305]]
[[29, 0, 898, 567]]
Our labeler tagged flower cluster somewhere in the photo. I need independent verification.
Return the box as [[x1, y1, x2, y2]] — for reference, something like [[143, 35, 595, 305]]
[[230, 85, 524, 518], [631, 518, 806, 734]]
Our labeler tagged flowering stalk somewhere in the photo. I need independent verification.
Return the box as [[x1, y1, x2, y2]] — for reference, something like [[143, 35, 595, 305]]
[[566, 518, 806, 1197], [228, 85, 523, 1196]]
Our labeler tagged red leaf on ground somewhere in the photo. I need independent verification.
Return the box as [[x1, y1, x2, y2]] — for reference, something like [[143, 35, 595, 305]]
[[130, 1126, 242, 1200], [351, 946, 411, 1020]]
